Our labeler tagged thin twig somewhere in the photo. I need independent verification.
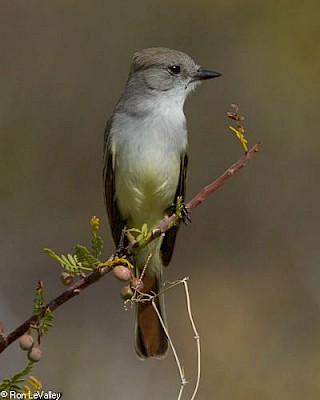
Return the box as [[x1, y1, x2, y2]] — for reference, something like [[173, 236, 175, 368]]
[[152, 298, 187, 400], [148, 278, 200, 400], [127, 142, 261, 253], [182, 279, 201, 400]]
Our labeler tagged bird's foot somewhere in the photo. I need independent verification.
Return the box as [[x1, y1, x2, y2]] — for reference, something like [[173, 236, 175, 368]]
[[180, 203, 191, 226], [165, 201, 191, 226], [115, 229, 129, 257]]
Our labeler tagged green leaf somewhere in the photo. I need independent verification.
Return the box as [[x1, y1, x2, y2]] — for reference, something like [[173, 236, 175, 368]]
[[75, 244, 100, 267], [43, 248, 62, 263], [31, 282, 54, 336], [38, 308, 53, 335]]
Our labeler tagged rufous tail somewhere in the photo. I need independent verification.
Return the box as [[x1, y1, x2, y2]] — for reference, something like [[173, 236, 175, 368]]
[[135, 275, 168, 359]]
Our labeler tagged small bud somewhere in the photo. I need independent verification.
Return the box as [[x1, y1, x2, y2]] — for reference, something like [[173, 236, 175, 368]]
[[113, 265, 132, 282], [60, 272, 74, 286], [19, 334, 34, 351], [28, 346, 42, 362], [227, 112, 238, 121], [120, 285, 133, 300], [130, 277, 144, 291]]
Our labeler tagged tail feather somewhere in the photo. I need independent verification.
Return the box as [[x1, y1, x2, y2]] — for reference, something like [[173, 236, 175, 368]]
[[135, 276, 168, 359]]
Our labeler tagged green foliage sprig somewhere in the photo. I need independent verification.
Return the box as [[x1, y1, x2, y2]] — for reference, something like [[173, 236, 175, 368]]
[[31, 281, 53, 336], [43, 216, 104, 276]]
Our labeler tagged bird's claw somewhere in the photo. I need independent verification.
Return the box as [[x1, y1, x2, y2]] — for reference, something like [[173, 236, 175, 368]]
[[165, 202, 191, 226], [181, 204, 191, 226], [115, 229, 130, 258], [115, 246, 129, 258]]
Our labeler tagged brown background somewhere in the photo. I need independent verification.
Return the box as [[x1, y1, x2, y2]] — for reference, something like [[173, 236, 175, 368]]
[[1, 1, 319, 399]]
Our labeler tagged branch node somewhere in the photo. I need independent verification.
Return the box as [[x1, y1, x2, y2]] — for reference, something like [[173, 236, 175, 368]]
[[151, 228, 161, 236], [255, 142, 261, 152]]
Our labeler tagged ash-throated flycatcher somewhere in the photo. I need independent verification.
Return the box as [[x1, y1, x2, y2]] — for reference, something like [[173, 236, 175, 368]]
[[103, 47, 221, 359]]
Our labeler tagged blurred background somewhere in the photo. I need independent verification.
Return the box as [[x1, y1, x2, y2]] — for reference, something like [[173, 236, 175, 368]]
[[1, 0, 319, 399]]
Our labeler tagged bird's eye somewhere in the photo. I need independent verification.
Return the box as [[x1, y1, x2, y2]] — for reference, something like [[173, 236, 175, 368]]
[[168, 65, 181, 75]]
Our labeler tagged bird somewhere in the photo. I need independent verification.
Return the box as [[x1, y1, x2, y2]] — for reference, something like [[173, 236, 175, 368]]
[[103, 47, 221, 359]]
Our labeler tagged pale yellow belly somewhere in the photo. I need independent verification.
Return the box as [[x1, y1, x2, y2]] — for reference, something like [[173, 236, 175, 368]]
[[115, 153, 180, 229]]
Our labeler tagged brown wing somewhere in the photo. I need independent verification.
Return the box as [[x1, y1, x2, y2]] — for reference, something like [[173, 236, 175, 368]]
[[103, 117, 126, 246], [160, 153, 188, 266]]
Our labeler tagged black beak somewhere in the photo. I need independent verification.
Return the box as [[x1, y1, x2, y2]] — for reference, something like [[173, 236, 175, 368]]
[[193, 67, 222, 81]]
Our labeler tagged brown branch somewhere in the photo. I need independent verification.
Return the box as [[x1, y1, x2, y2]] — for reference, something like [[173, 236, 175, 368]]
[[130, 142, 261, 249], [0, 142, 260, 354], [0, 266, 112, 353]]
